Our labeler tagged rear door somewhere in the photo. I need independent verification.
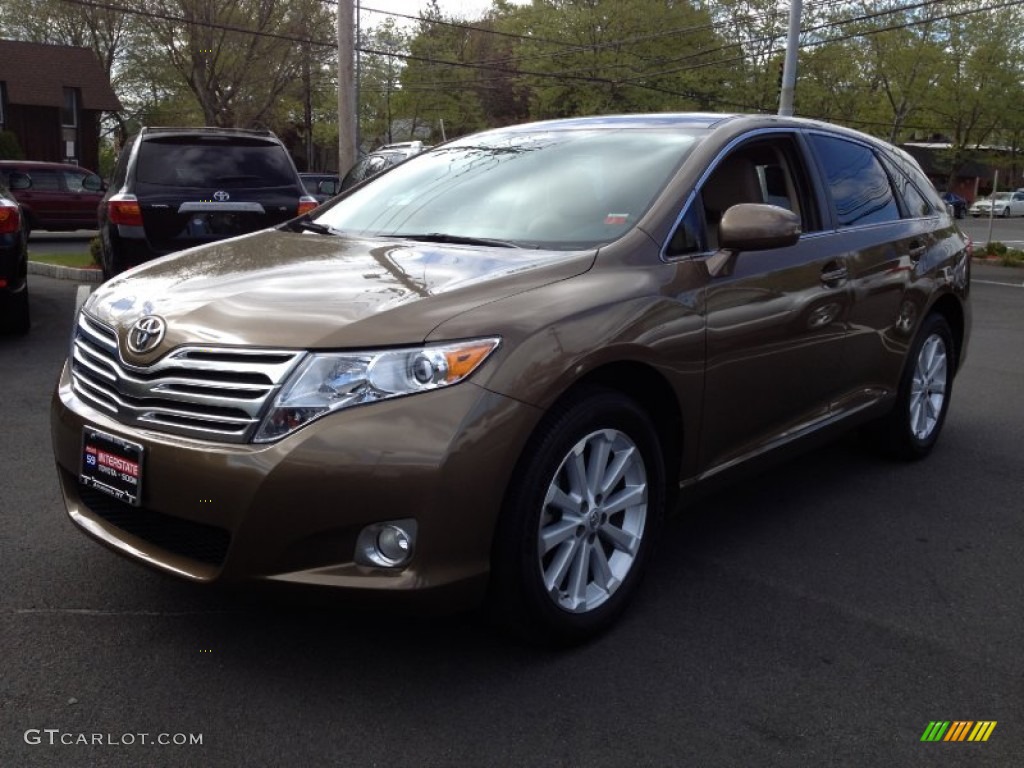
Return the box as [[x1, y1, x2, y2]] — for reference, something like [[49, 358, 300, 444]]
[[132, 136, 304, 254], [805, 132, 939, 413], [60, 168, 104, 228]]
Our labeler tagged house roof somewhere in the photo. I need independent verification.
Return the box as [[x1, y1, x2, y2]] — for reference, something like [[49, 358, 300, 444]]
[[901, 143, 992, 180], [0, 39, 121, 111]]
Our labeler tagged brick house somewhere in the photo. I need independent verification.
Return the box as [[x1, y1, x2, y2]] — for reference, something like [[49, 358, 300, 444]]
[[0, 39, 121, 173]]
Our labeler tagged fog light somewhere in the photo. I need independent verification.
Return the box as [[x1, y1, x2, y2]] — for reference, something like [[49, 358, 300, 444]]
[[355, 519, 418, 568]]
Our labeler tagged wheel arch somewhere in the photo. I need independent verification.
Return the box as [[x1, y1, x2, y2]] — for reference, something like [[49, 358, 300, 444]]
[[526, 360, 685, 504], [927, 293, 965, 373]]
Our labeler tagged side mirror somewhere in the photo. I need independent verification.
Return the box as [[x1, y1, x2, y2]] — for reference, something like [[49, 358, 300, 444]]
[[83, 174, 103, 192], [318, 180, 339, 196], [719, 203, 801, 252], [8, 172, 31, 190]]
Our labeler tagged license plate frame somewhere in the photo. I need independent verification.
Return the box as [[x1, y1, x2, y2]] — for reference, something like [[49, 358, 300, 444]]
[[80, 428, 144, 507]]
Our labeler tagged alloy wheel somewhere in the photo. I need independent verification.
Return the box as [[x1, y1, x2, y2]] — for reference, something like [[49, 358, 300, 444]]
[[537, 428, 648, 614], [909, 333, 948, 440]]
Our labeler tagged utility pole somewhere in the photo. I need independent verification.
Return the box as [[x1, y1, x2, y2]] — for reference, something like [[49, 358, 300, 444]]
[[337, 0, 357, 173], [778, 0, 802, 116], [303, 39, 313, 171]]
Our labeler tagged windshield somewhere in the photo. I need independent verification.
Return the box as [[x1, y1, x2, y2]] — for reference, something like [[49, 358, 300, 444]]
[[314, 128, 704, 249], [990, 192, 1011, 201]]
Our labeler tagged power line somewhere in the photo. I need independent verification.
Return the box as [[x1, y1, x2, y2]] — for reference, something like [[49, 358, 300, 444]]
[[55, 0, 1020, 107]]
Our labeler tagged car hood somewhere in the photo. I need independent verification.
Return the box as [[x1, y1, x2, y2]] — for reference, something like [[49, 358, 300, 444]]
[[84, 229, 595, 352]]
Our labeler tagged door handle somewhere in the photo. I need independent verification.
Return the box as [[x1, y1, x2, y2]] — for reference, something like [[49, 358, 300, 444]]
[[908, 241, 926, 261], [821, 263, 848, 285]]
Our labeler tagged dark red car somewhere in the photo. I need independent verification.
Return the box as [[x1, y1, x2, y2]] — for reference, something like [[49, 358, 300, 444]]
[[0, 160, 105, 232]]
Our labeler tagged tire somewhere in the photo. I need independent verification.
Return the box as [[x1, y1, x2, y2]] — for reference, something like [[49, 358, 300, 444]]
[[864, 314, 955, 460], [0, 283, 30, 335], [100, 235, 125, 281], [1001, 207, 1010, 218], [489, 389, 665, 645]]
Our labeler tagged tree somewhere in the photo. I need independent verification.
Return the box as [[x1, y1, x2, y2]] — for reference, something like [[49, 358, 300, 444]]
[[358, 19, 410, 147], [122, 0, 332, 129]]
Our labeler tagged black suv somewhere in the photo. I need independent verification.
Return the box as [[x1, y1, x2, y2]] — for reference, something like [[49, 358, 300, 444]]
[[98, 127, 318, 279], [0, 180, 29, 334], [340, 141, 430, 192]]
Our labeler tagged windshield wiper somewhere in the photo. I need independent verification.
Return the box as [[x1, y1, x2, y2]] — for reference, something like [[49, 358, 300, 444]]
[[388, 232, 522, 249], [285, 216, 338, 236]]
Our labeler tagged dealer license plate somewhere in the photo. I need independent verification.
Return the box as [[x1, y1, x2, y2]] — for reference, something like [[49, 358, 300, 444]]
[[80, 428, 144, 507]]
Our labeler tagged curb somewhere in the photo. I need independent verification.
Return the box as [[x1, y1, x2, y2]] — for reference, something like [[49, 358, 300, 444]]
[[28, 261, 103, 283]]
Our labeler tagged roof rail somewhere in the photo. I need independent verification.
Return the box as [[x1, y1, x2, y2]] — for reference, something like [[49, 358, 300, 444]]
[[140, 126, 277, 138]]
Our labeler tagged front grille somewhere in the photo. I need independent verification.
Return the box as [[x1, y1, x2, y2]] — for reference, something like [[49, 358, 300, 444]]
[[78, 484, 231, 567], [70, 313, 304, 443]]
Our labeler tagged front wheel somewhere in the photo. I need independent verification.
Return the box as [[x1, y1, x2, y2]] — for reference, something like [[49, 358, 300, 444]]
[[489, 389, 665, 645], [1001, 207, 1011, 218], [864, 314, 955, 460]]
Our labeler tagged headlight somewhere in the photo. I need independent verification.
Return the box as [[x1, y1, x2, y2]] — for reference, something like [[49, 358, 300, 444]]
[[253, 337, 500, 442]]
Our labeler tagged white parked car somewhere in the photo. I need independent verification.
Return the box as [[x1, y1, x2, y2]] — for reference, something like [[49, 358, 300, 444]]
[[969, 190, 1024, 217]]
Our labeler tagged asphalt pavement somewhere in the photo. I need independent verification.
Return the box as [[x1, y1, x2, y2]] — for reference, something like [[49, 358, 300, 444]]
[[1, 266, 1022, 767]]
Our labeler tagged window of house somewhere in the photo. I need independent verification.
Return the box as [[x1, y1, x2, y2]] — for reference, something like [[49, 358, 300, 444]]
[[62, 88, 78, 127]]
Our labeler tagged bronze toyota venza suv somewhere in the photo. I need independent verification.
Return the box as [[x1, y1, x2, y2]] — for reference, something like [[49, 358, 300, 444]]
[[52, 114, 971, 643]]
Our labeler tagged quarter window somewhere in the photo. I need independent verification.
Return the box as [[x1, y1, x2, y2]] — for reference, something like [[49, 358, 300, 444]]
[[878, 154, 933, 218], [810, 134, 900, 227]]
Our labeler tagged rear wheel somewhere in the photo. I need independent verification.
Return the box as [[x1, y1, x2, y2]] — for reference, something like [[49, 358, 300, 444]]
[[489, 389, 665, 645], [865, 313, 954, 460], [100, 236, 126, 281], [1, 283, 30, 335]]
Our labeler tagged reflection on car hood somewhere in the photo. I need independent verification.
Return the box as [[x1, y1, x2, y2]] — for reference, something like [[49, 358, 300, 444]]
[[85, 230, 594, 349]]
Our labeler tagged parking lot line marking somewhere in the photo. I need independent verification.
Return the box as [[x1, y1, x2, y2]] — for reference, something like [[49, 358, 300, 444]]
[[74, 284, 92, 315], [973, 279, 1024, 289]]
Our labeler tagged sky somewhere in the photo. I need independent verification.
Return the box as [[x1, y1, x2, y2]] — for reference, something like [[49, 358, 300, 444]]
[[359, 0, 525, 28]]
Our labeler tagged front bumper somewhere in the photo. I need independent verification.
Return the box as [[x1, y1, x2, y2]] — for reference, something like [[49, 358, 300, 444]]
[[51, 360, 542, 610]]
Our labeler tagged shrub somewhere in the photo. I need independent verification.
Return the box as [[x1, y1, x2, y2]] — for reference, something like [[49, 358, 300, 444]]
[[999, 248, 1024, 268], [984, 241, 1008, 257], [89, 237, 103, 267], [0, 130, 23, 160]]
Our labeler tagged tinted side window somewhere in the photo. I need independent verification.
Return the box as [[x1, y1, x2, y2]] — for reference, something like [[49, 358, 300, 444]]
[[27, 170, 61, 191], [809, 134, 899, 227]]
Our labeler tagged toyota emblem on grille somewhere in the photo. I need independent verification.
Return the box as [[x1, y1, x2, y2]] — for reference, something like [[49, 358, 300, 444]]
[[127, 315, 167, 354], [213, 190, 230, 202]]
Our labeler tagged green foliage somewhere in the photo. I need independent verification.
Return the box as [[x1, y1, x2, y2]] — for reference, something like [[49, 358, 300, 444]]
[[89, 236, 102, 267], [3, 0, 1024, 171], [979, 241, 1023, 266], [0, 130, 24, 160]]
